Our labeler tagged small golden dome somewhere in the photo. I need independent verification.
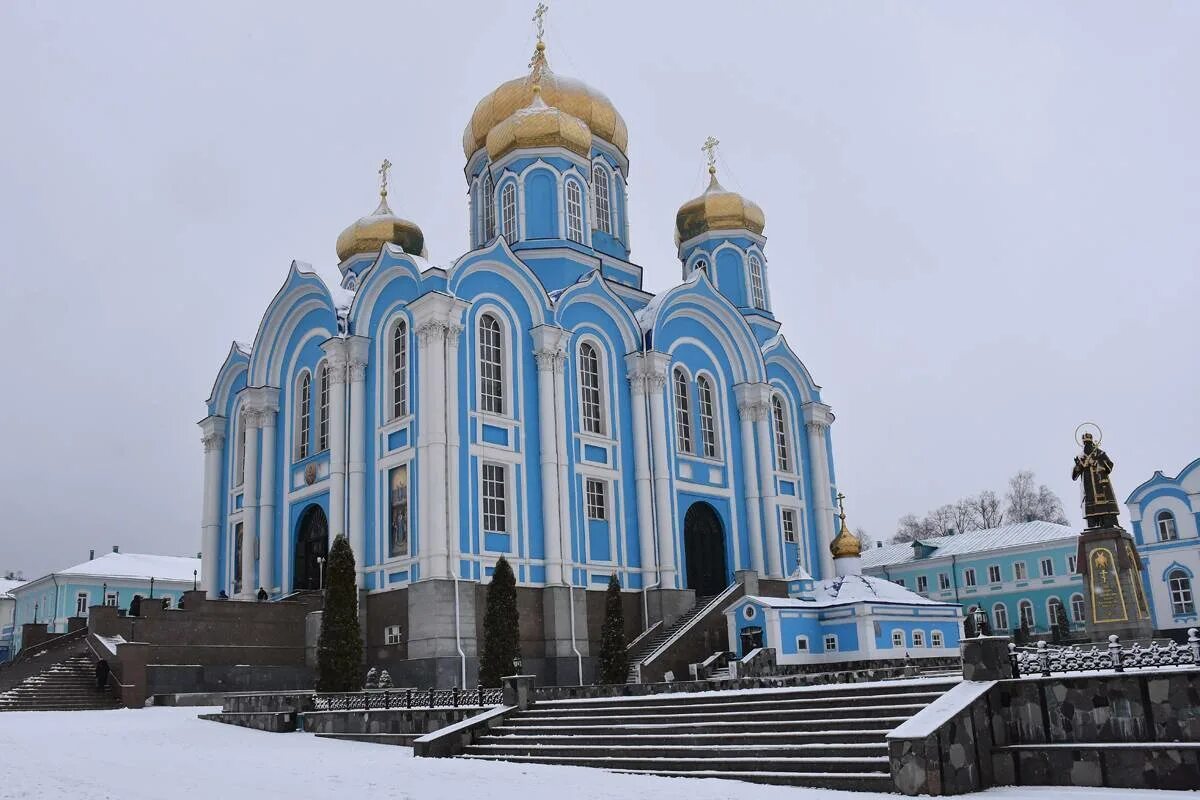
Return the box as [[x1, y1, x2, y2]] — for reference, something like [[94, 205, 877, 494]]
[[335, 193, 425, 264], [829, 516, 862, 559], [674, 167, 766, 244], [486, 84, 593, 161], [464, 41, 628, 160]]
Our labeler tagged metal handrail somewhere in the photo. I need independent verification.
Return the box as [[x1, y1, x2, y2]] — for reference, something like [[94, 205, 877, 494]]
[[641, 581, 743, 667]]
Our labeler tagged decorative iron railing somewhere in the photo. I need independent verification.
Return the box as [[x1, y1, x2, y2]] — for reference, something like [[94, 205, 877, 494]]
[[1009, 628, 1199, 677], [312, 686, 505, 712]]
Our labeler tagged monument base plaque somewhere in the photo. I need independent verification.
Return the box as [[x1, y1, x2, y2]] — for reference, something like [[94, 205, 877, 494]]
[[1078, 525, 1153, 643]]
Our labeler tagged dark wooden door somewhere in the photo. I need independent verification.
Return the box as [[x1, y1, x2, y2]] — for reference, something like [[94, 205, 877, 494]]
[[293, 505, 329, 591], [683, 502, 728, 597]]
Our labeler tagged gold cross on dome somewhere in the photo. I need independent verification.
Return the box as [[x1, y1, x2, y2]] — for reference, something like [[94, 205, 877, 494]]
[[533, 3, 549, 43], [378, 158, 392, 198], [836, 492, 847, 518], [702, 136, 720, 170]]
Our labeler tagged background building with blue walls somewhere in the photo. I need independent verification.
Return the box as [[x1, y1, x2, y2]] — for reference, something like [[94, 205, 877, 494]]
[[0, 577, 24, 662], [197, 33, 842, 687], [1126, 457, 1200, 638]]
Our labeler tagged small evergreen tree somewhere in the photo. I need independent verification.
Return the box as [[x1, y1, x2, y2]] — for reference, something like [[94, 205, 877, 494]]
[[316, 535, 362, 692], [1053, 601, 1072, 643], [597, 574, 627, 684], [479, 556, 520, 688]]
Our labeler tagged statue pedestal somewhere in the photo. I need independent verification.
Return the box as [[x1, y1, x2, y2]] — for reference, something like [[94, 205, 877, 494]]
[[1078, 525, 1153, 642]]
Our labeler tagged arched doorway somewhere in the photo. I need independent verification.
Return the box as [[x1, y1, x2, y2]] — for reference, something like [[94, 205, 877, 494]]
[[683, 502, 728, 597], [293, 505, 329, 591]]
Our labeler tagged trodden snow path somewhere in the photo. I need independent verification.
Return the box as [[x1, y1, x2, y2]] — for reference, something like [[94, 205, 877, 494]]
[[0, 707, 1193, 800]]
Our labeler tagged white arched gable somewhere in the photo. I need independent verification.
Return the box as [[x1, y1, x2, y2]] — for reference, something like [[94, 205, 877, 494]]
[[553, 272, 640, 353], [657, 303, 762, 385], [346, 255, 425, 336], [248, 262, 338, 387], [206, 341, 251, 412], [764, 335, 821, 401], [448, 243, 551, 328]]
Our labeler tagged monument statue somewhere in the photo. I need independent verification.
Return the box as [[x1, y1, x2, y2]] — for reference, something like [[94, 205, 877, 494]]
[[1072, 431, 1120, 529]]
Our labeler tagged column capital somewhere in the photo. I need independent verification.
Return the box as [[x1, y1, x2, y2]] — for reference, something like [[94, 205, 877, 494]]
[[199, 415, 227, 452], [802, 401, 835, 431], [408, 291, 470, 336], [242, 386, 280, 415], [641, 351, 670, 391], [734, 382, 772, 421]]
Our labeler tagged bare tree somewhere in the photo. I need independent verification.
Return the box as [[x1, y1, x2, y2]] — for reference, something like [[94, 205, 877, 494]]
[[973, 489, 1005, 529], [950, 499, 981, 537], [893, 474, 1068, 543], [1005, 470, 1068, 524], [854, 526, 873, 550]]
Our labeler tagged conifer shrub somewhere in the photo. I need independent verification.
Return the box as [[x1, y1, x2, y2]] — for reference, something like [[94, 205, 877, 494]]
[[479, 556, 520, 688], [316, 534, 363, 693], [597, 574, 628, 684]]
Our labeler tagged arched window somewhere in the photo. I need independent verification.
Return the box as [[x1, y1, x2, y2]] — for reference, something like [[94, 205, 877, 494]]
[[930, 630, 944, 647], [912, 630, 925, 647], [235, 417, 246, 487], [591, 165, 612, 235], [1048, 597, 1066, 629], [482, 171, 496, 241], [392, 321, 408, 419], [1169, 570, 1195, 616], [771, 395, 791, 472], [694, 258, 707, 273], [565, 180, 584, 243], [578, 342, 603, 435], [993, 603, 1009, 631], [1070, 593, 1085, 623], [1157, 510, 1179, 541], [673, 368, 692, 454], [296, 373, 311, 460], [696, 375, 718, 458], [748, 253, 767, 310], [1018, 599, 1035, 629], [317, 363, 330, 452], [891, 629, 905, 648], [479, 314, 505, 414], [500, 183, 517, 243]]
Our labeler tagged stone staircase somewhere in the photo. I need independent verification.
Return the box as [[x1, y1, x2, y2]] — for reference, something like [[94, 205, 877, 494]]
[[459, 677, 959, 791], [626, 595, 714, 683], [0, 654, 120, 712]]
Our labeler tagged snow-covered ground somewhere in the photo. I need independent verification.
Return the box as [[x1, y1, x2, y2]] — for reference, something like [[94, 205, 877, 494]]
[[0, 707, 1193, 799]]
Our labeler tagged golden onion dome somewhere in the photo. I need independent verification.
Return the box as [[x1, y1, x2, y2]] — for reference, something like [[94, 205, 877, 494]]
[[675, 166, 766, 244], [486, 84, 592, 161], [829, 509, 863, 559], [464, 41, 628, 160], [335, 188, 426, 264]]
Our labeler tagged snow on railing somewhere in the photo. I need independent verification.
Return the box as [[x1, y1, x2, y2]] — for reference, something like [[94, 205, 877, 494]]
[[312, 686, 504, 712], [1009, 628, 1199, 677]]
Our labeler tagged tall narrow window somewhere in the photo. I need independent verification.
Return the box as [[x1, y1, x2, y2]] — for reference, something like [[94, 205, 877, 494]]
[[771, 395, 791, 471], [1018, 600, 1035, 629], [578, 342, 603, 435], [482, 172, 496, 241], [591, 165, 612, 235], [1169, 570, 1195, 616], [479, 314, 505, 414], [392, 321, 408, 419], [500, 183, 517, 243], [1048, 597, 1066, 629], [565, 180, 584, 243], [232, 522, 244, 595], [696, 375, 718, 458], [317, 363, 330, 452], [75, 592, 88, 616], [781, 508, 797, 543], [296, 373, 311, 460], [673, 368, 692, 454], [235, 418, 247, 486], [1070, 593, 1086, 623], [993, 603, 1009, 631], [748, 254, 767, 310], [585, 478, 607, 521], [482, 463, 507, 534], [1157, 511, 1179, 542]]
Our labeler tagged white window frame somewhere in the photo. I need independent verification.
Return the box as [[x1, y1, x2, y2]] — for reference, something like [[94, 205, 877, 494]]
[[500, 181, 518, 243], [931, 630, 944, 647], [391, 320, 409, 419], [565, 178, 585, 243], [1070, 593, 1085, 623], [1169, 570, 1195, 616], [696, 373, 719, 459], [295, 371, 311, 460], [917, 575, 928, 593], [482, 171, 496, 241], [1013, 562, 1028, 581], [912, 629, 925, 647], [963, 568, 977, 587], [672, 367, 693, 455], [1048, 597, 1065, 627], [385, 624, 402, 645], [795, 635, 809, 652], [591, 164, 612, 235], [1040, 558, 1054, 577], [75, 592, 89, 616], [478, 313, 506, 416], [1019, 599, 1035, 629], [748, 252, 767, 310], [987, 564, 1001, 584], [481, 462, 509, 536], [895, 578, 906, 588], [1068, 555, 1078, 573], [891, 630, 905, 648], [578, 341, 605, 435], [317, 362, 330, 453], [585, 478, 607, 521], [104, 592, 118, 607], [823, 634, 838, 652], [1157, 511, 1179, 542], [993, 603, 1009, 631], [771, 394, 791, 472], [938, 572, 951, 590], [235, 414, 247, 487], [781, 508, 798, 544]]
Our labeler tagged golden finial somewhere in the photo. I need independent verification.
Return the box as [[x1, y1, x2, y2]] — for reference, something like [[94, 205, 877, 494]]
[[378, 158, 392, 200], [533, 3, 549, 43], [836, 491, 847, 521], [702, 136, 720, 176]]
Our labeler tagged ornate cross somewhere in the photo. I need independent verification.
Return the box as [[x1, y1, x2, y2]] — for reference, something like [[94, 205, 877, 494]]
[[702, 136, 720, 170], [378, 158, 392, 198], [533, 3, 549, 42], [836, 491, 846, 518]]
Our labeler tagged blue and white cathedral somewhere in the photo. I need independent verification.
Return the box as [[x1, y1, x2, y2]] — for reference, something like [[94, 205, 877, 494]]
[[198, 31, 841, 685]]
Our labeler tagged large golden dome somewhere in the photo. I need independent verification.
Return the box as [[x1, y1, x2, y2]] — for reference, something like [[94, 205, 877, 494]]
[[486, 84, 592, 161], [335, 192, 425, 263], [463, 41, 628, 160], [675, 166, 766, 244]]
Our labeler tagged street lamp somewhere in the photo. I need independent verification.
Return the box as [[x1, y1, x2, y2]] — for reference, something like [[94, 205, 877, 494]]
[[972, 608, 990, 637], [317, 557, 325, 590], [192, 570, 198, 592]]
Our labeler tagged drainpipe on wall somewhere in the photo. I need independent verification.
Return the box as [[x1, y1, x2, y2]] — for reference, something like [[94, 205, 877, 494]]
[[568, 583, 583, 685], [951, 555, 961, 606], [453, 576, 466, 688]]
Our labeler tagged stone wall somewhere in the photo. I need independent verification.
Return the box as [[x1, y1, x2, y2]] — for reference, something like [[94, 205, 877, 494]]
[[302, 706, 484, 736]]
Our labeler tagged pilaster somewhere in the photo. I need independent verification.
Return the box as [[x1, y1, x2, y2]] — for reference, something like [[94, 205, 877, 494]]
[[624, 353, 657, 586], [199, 415, 226, 598], [533, 325, 569, 586], [345, 335, 370, 587], [321, 339, 349, 550], [644, 351, 676, 588], [254, 387, 280, 594], [802, 401, 836, 581], [238, 402, 262, 599], [735, 383, 770, 577]]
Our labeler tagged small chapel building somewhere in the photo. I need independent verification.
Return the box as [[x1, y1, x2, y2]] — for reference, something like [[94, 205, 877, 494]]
[[198, 31, 842, 686]]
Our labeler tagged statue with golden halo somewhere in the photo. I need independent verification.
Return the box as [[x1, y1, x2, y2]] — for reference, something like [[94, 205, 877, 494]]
[[1071, 424, 1120, 530]]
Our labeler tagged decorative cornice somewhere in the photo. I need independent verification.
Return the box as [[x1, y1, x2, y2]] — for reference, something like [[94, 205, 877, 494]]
[[201, 431, 226, 453], [347, 361, 367, 382], [328, 361, 349, 385], [534, 348, 566, 372], [801, 401, 835, 430], [738, 400, 769, 422], [417, 320, 451, 346]]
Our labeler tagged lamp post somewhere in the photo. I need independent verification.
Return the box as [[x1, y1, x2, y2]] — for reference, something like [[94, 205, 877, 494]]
[[973, 608, 990, 637], [317, 557, 325, 591], [149, 577, 155, 599], [192, 570, 197, 592]]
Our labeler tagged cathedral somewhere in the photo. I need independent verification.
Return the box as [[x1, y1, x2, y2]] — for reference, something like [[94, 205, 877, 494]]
[[198, 27, 841, 686]]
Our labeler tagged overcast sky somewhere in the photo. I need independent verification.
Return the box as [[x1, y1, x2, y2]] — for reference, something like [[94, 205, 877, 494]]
[[1, 2, 1196, 578]]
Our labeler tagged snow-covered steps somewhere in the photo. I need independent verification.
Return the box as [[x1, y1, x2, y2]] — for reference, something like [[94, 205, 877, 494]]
[[0, 654, 120, 712], [315, 732, 421, 746], [460, 676, 959, 791]]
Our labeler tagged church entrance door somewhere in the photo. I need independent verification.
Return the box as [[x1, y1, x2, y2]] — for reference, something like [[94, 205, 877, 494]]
[[683, 502, 728, 597], [293, 505, 329, 591]]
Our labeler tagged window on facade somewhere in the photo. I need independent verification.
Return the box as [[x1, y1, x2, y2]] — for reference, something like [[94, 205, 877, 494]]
[[917, 575, 928, 593], [1068, 555, 1078, 573], [781, 509, 797, 544], [693, 258, 707, 275], [1169, 570, 1195, 616], [565, 180, 584, 243], [1070, 593, 1086, 623], [771, 395, 791, 472], [1014, 562, 1028, 581], [931, 630, 944, 647], [1019, 600, 1035, 629], [795, 636, 808, 651], [317, 363, 330, 452], [500, 183, 517, 242], [236, 418, 247, 486], [392, 320, 408, 419], [585, 478, 607, 521], [385, 625, 402, 646], [579, 342, 603, 435], [591, 165, 612, 235], [993, 603, 1009, 631], [696, 375, 718, 458], [233, 521, 244, 596], [105, 592, 118, 607], [482, 172, 496, 241], [824, 634, 838, 652], [1157, 511, 1179, 542], [479, 314, 505, 414], [75, 592, 88, 616], [912, 630, 925, 647], [1040, 558, 1054, 577], [963, 568, 976, 587], [938, 573, 951, 590], [296, 372, 311, 460], [1048, 597, 1066, 628], [895, 578, 906, 588], [748, 253, 767, 310], [987, 565, 1001, 584], [891, 630, 905, 648], [673, 368, 693, 454], [482, 463, 507, 534]]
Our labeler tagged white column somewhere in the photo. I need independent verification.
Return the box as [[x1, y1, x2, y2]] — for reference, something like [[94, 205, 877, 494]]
[[734, 385, 766, 577], [240, 408, 261, 599], [322, 340, 348, 547], [755, 408, 783, 578], [199, 417, 226, 597], [644, 353, 676, 588], [346, 337, 369, 588], [443, 323, 465, 578], [417, 321, 450, 579], [534, 339, 565, 585], [803, 402, 837, 581], [552, 350, 571, 584], [257, 389, 279, 594], [624, 354, 657, 586]]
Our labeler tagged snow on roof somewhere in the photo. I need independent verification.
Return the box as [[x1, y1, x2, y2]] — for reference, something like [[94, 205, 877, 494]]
[[55, 553, 201, 583], [860, 520, 1078, 571], [740, 573, 959, 611], [0, 578, 25, 599]]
